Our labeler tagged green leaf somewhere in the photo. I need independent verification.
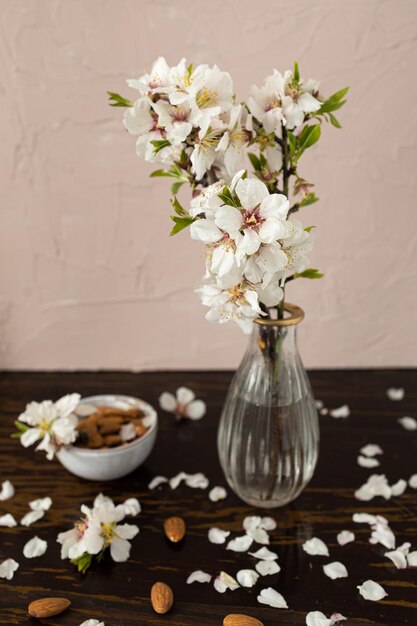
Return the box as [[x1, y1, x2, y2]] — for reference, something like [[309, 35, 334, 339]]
[[304, 225, 316, 233], [71, 552, 94, 574], [150, 139, 171, 156], [218, 186, 240, 207], [287, 131, 297, 157], [170, 196, 187, 217], [107, 91, 134, 107], [295, 268, 324, 279], [248, 153, 261, 171], [293, 61, 300, 83], [330, 86, 349, 102], [296, 124, 321, 157], [171, 181, 184, 195], [10, 432, 22, 439], [318, 87, 349, 114], [329, 112, 342, 128], [300, 193, 319, 207], [14, 420, 30, 433], [170, 215, 195, 236], [187, 63, 194, 78], [150, 169, 177, 178]]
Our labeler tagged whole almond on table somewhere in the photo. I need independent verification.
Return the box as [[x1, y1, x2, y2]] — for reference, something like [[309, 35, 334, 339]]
[[223, 615, 264, 626], [151, 582, 174, 614], [163, 516, 186, 543], [28, 597, 71, 618]]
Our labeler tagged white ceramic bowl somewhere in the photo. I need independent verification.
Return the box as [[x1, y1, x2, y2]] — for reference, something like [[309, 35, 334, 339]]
[[57, 394, 158, 481]]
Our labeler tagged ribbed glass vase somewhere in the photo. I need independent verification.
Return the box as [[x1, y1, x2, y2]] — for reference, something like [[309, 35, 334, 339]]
[[217, 303, 319, 508]]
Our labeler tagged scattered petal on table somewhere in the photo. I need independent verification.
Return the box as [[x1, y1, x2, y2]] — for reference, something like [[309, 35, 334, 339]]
[[360, 444, 383, 457], [184, 472, 209, 489], [21, 510, 45, 527], [257, 587, 288, 609], [208, 527, 230, 544], [391, 479, 407, 497], [0, 513, 17, 527], [243, 515, 262, 531], [407, 551, 417, 566], [260, 516, 277, 531], [320, 408, 329, 415], [387, 388, 404, 401], [330, 614, 347, 623], [315, 400, 324, 409], [409, 474, 417, 489], [355, 474, 391, 501], [329, 405, 350, 418], [226, 535, 253, 552], [0, 558, 19, 580], [148, 476, 168, 490], [186, 570, 212, 584], [23, 536, 48, 558], [370, 522, 396, 550], [385, 548, 408, 569], [357, 455, 380, 468], [323, 561, 348, 580], [0, 480, 15, 501], [208, 486, 227, 502], [352, 512, 378, 524], [337, 530, 355, 546], [305, 611, 333, 626], [246, 527, 270, 545], [79, 621, 105, 626], [255, 560, 281, 576], [236, 569, 259, 588], [185, 399, 206, 420], [213, 571, 239, 593], [169, 471, 187, 489], [398, 416, 417, 431], [249, 546, 278, 560], [357, 579, 387, 601], [29, 497, 52, 511], [302, 537, 329, 556], [120, 498, 141, 517]]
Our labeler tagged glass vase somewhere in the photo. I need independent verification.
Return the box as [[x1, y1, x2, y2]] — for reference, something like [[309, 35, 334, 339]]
[[217, 303, 319, 508]]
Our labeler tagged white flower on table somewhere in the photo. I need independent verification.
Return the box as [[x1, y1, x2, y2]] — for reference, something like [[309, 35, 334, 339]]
[[17, 393, 80, 460], [0, 558, 19, 580], [159, 387, 206, 421]]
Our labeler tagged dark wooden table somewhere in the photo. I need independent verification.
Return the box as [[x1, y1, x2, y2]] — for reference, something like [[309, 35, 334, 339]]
[[0, 370, 416, 626]]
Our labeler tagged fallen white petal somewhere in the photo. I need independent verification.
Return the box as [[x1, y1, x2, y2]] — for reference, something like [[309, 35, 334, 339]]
[[0, 558, 19, 580], [330, 614, 347, 623], [353, 512, 377, 524], [385, 549, 408, 569], [409, 474, 417, 489], [21, 510, 45, 527], [360, 444, 383, 457], [243, 515, 262, 531], [370, 524, 396, 550], [186, 570, 212, 584], [249, 547, 278, 560], [315, 400, 324, 409], [148, 475, 168, 490], [29, 497, 52, 511], [323, 561, 348, 580], [407, 551, 417, 566], [120, 422, 136, 442], [257, 587, 288, 609], [185, 399, 206, 420], [355, 474, 391, 501], [391, 479, 407, 497], [255, 560, 281, 576], [23, 536, 48, 558], [329, 405, 350, 418], [320, 408, 329, 415], [184, 472, 209, 489], [79, 621, 105, 626], [302, 537, 329, 556], [0, 480, 15, 501], [158, 391, 177, 412], [226, 535, 253, 552], [305, 611, 333, 626], [398, 416, 417, 431], [0, 513, 17, 527], [387, 387, 404, 401], [236, 569, 259, 588], [337, 530, 355, 546], [260, 516, 277, 531], [213, 571, 239, 593], [357, 455, 380, 468], [246, 526, 270, 545], [169, 471, 187, 489], [209, 486, 227, 502], [357, 579, 387, 601], [208, 527, 230, 544], [121, 498, 141, 516]]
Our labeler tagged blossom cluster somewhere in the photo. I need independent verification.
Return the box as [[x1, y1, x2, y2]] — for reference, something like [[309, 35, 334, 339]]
[[16, 394, 80, 460], [57, 493, 140, 572], [190, 173, 312, 332]]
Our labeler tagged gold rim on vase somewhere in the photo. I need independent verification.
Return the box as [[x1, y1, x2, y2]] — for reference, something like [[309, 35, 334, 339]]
[[254, 302, 305, 327]]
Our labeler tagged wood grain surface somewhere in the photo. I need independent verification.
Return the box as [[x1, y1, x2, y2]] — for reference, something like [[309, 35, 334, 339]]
[[0, 370, 416, 626]]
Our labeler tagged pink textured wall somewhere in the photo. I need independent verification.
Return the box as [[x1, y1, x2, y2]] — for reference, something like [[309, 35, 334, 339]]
[[0, 0, 416, 370]]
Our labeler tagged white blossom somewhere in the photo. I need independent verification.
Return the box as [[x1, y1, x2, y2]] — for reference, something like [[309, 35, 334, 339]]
[[159, 387, 206, 421]]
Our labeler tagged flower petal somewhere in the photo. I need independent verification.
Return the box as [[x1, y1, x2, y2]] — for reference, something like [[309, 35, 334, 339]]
[[185, 400, 206, 420], [30, 497, 52, 511], [409, 474, 417, 489], [226, 535, 253, 552], [246, 527, 270, 545], [385, 549, 408, 569], [323, 561, 348, 580], [20, 428, 42, 448], [398, 416, 417, 431], [214, 571, 239, 593], [148, 476, 168, 490], [23, 536, 48, 559], [120, 498, 141, 517], [236, 569, 259, 588], [360, 444, 383, 457], [0, 480, 15, 501], [337, 530, 355, 546], [0, 514, 17, 527], [255, 560, 281, 576], [357, 455, 380, 468], [110, 537, 131, 562], [357, 579, 387, 601], [190, 219, 223, 243], [184, 472, 209, 489], [215, 205, 243, 234], [176, 387, 195, 405], [257, 587, 288, 609], [158, 392, 177, 412], [387, 387, 404, 401], [0, 558, 19, 580], [120, 423, 136, 442], [302, 537, 329, 556], [305, 611, 333, 626], [235, 177, 269, 210], [208, 486, 227, 502], [249, 547, 278, 560], [329, 405, 350, 418], [187, 570, 212, 584], [208, 527, 230, 544], [21, 510, 45, 527], [116, 523, 139, 540]]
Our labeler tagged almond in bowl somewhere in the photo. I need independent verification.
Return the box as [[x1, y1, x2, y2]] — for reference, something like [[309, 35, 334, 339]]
[[57, 394, 157, 481]]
